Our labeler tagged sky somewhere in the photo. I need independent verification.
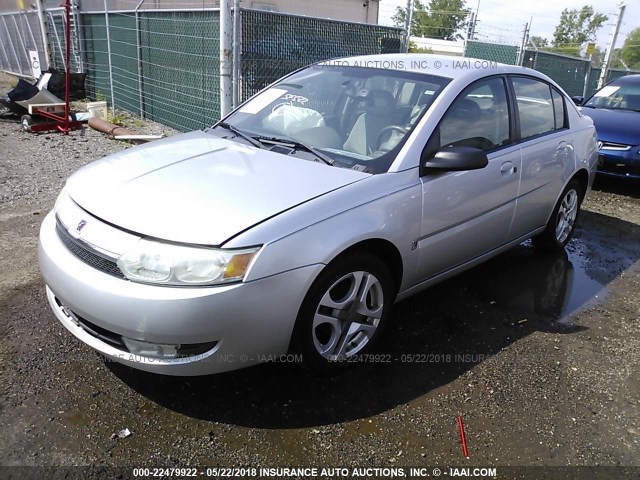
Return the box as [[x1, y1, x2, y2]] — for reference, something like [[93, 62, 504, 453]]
[[378, 0, 638, 48]]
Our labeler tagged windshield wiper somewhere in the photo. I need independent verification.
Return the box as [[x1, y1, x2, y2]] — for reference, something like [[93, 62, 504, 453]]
[[215, 122, 263, 149], [257, 136, 335, 166]]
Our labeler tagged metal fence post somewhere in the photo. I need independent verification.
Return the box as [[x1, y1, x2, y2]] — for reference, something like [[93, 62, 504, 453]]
[[232, 0, 241, 107], [598, 3, 625, 90], [135, 0, 145, 118], [402, 0, 413, 53], [103, 0, 115, 107], [219, 0, 233, 117], [517, 21, 530, 67], [582, 56, 592, 99], [72, 2, 86, 73]]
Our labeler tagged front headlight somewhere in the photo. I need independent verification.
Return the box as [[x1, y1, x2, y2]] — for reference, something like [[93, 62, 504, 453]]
[[117, 238, 260, 286]]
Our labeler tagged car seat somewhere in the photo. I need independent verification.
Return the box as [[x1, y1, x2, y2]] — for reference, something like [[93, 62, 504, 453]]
[[343, 90, 396, 156]]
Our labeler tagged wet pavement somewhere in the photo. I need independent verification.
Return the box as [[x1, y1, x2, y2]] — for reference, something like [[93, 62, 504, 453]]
[[1, 98, 639, 471]]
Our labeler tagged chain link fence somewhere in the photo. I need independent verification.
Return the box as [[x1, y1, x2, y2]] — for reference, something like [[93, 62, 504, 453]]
[[76, 9, 221, 132], [464, 41, 518, 66], [46, 7, 82, 74], [72, 8, 220, 132], [465, 41, 640, 98], [240, 9, 403, 100], [38, 5, 402, 132], [521, 50, 589, 97], [8, 3, 637, 133]]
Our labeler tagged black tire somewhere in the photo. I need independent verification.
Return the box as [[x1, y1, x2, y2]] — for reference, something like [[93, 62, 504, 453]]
[[533, 179, 583, 252], [21, 114, 33, 132], [290, 252, 395, 373]]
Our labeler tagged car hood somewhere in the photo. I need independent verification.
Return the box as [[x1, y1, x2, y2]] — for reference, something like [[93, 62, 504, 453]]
[[580, 106, 640, 145], [66, 131, 369, 245]]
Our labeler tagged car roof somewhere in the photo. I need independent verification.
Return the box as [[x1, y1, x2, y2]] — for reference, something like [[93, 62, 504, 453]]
[[322, 53, 554, 84], [610, 74, 640, 85]]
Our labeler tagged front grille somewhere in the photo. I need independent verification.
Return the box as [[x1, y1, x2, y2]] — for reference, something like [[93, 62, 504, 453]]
[[53, 295, 218, 358], [55, 221, 125, 279], [599, 156, 640, 177], [53, 295, 127, 350]]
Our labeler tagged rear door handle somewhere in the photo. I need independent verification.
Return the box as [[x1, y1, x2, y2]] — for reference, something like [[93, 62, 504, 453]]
[[557, 141, 568, 151]]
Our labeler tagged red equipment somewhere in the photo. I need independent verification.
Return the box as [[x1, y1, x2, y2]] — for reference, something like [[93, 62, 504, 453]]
[[22, 0, 82, 134]]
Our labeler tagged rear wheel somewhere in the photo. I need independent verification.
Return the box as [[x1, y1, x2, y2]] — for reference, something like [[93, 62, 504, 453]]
[[290, 252, 395, 372], [533, 179, 583, 251]]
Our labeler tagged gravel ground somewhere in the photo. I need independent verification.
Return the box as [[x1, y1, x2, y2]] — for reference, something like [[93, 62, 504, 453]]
[[1, 72, 639, 474]]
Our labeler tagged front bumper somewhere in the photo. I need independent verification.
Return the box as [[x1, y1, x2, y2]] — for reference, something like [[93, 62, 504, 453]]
[[597, 144, 640, 179], [38, 211, 322, 375]]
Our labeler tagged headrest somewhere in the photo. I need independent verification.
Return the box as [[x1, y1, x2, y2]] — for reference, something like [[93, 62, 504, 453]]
[[366, 89, 396, 117], [448, 98, 481, 122]]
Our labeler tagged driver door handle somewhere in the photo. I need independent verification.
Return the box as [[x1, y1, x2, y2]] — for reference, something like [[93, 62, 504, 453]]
[[500, 161, 516, 175]]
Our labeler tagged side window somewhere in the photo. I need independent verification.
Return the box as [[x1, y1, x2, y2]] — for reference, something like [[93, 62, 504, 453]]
[[437, 77, 510, 152], [512, 77, 555, 139], [551, 88, 567, 129]]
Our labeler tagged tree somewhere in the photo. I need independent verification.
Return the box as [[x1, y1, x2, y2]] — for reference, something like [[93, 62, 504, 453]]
[[588, 45, 606, 67], [619, 28, 640, 68], [408, 41, 433, 53], [552, 5, 608, 57], [527, 36, 549, 49], [393, 0, 470, 41]]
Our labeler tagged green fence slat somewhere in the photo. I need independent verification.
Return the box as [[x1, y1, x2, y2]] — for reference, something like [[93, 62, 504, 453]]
[[464, 41, 518, 65]]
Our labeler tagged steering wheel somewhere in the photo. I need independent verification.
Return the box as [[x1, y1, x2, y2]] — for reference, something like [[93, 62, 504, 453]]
[[376, 125, 407, 150]]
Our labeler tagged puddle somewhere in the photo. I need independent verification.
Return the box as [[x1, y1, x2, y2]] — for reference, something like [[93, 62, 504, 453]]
[[459, 242, 608, 324]]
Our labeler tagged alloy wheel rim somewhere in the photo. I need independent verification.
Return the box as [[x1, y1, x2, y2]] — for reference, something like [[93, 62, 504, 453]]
[[555, 189, 578, 244], [312, 270, 384, 361]]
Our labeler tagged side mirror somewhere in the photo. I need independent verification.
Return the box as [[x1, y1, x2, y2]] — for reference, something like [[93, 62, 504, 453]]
[[422, 146, 488, 173], [571, 96, 584, 106]]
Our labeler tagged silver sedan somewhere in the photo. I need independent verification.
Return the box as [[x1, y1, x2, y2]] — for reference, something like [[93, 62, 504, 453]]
[[39, 54, 599, 375]]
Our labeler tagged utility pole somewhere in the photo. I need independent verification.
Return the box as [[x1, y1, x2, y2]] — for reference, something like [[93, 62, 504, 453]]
[[403, 0, 414, 53], [598, 2, 626, 89], [517, 21, 530, 66], [466, 11, 476, 44], [219, 0, 233, 118]]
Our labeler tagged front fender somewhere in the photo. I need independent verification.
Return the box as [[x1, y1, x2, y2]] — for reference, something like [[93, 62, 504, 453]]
[[238, 170, 423, 293]]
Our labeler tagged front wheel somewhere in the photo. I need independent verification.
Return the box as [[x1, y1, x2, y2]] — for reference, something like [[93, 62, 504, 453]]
[[21, 114, 33, 132], [533, 179, 583, 251], [290, 252, 395, 373]]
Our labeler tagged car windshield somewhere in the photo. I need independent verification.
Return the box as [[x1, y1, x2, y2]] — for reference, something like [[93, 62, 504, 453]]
[[584, 81, 640, 112], [221, 65, 450, 174]]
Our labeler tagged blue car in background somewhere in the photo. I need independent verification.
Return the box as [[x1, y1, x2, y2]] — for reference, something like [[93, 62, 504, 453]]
[[577, 74, 640, 179]]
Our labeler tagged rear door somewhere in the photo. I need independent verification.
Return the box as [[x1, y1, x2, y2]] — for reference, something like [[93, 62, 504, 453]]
[[417, 76, 521, 280], [508, 76, 576, 239]]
